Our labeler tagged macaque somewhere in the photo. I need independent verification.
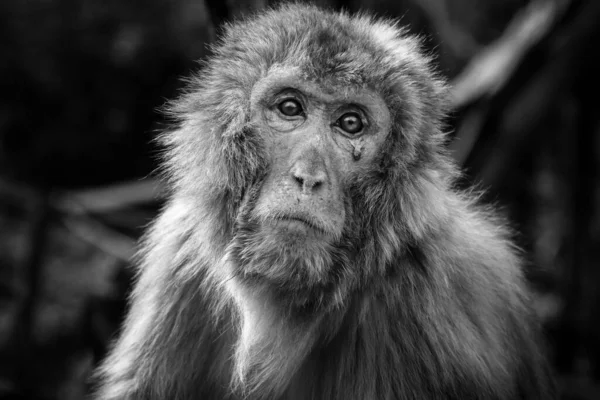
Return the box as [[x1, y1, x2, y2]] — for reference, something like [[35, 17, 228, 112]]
[[94, 4, 556, 399]]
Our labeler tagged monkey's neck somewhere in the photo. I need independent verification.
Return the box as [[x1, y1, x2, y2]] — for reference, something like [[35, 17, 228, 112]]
[[228, 284, 327, 398], [230, 286, 387, 399], [286, 293, 389, 399]]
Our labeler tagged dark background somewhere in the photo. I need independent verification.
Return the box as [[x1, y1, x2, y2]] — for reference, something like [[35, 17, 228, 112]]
[[0, 0, 598, 399]]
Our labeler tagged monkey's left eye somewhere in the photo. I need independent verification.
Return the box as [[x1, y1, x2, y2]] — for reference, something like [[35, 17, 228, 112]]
[[278, 99, 303, 117], [337, 112, 364, 134]]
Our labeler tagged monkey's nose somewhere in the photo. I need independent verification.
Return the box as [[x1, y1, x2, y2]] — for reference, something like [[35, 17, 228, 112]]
[[291, 168, 326, 194]]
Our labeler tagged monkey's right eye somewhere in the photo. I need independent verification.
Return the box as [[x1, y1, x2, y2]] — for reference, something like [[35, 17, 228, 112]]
[[278, 99, 303, 117]]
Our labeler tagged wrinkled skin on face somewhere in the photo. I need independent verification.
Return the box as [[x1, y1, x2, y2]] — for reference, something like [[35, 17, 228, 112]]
[[229, 70, 392, 307]]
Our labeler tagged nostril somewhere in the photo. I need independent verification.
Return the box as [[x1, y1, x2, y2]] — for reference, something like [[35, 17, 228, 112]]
[[291, 167, 326, 192]]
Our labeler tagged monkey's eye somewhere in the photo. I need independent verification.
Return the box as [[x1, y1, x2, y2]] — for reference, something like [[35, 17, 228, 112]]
[[337, 112, 363, 134], [278, 99, 303, 117]]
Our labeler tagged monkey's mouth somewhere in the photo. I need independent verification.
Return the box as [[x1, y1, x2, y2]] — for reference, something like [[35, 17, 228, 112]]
[[272, 214, 328, 235]]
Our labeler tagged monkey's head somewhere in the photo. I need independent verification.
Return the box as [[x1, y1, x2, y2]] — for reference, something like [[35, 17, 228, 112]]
[[164, 5, 451, 311]]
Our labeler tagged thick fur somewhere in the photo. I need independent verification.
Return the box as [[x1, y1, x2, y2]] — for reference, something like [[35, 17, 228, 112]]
[[94, 4, 556, 400]]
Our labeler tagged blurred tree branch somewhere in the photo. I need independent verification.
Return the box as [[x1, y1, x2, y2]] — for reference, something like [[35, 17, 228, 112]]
[[0, 178, 161, 262], [450, 0, 600, 187], [447, 0, 568, 167], [54, 179, 164, 215], [450, 0, 568, 110]]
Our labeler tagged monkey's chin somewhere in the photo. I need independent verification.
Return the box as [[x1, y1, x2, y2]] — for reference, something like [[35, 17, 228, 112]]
[[231, 222, 339, 310]]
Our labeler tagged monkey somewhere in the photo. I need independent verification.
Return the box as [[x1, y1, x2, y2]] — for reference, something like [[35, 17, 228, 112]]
[[93, 4, 556, 400]]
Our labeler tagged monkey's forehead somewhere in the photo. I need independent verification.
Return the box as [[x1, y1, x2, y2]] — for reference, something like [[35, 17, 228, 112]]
[[250, 66, 389, 111], [211, 4, 433, 93]]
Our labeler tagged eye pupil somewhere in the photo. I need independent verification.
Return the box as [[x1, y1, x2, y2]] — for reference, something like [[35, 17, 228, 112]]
[[278, 99, 302, 116], [339, 113, 363, 134]]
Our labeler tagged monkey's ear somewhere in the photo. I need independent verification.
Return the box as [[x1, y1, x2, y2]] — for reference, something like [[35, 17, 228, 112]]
[[166, 68, 253, 139], [159, 84, 264, 204]]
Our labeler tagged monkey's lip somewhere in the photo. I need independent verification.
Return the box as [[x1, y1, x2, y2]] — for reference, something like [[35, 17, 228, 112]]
[[272, 214, 327, 235]]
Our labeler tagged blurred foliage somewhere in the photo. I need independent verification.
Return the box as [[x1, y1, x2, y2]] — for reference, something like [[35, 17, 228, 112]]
[[0, 0, 599, 399]]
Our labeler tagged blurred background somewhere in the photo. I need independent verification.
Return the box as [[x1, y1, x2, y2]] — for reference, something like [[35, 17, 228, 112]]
[[0, 0, 598, 398]]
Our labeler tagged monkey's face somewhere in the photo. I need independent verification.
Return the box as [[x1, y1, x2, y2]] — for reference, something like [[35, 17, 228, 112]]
[[166, 7, 449, 309], [229, 69, 392, 305]]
